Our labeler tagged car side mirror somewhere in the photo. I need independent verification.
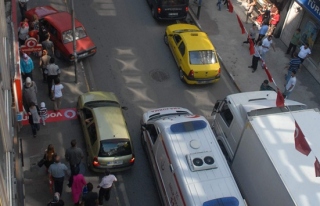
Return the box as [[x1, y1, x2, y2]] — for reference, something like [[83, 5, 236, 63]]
[[211, 100, 222, 116], [141, 124, 146, 131]]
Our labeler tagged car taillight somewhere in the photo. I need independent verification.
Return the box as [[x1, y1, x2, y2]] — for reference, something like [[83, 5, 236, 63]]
[[89, 48, 97, 54], [93, 157, 100, 167], [218, 68, 221, 74], [157, 7, 161, 14], [129, 155, 135, 164], [186, 7, 189, 12], [216, 68, 221, 78], [188, 70, 194, 78]]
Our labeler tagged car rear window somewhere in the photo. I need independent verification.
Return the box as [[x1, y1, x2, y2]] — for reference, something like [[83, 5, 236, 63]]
[[162, 0, 187, 5], [99, 139, 132, 157], [62, 27, 87, 44], [189, 50, 218, 65]]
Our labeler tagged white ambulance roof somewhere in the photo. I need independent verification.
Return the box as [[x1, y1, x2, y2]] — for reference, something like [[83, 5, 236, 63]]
[[158, 115, 245, 206], [250, 109, 320, 205]]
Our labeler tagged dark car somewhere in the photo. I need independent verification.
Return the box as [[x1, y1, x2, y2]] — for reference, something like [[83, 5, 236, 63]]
[[146, 0, 189, 20]]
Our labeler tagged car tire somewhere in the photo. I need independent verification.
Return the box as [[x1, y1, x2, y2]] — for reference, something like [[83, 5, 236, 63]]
[[179, 69, 185, 83], [164, 34, 168, 45]]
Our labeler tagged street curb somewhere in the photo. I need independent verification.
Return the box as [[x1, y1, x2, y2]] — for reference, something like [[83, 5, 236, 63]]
[[188, 8, 242, 92]]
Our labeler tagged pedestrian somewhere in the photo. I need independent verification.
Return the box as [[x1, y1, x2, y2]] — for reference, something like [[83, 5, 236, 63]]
[[243, 24, 257, 44], [65, 139, 84, 187], [18, 20, 29, 46], [267, 10, 280, 35], [97, 169, 117, 205], [47, 192, 65, 206], [47, 57, 60, 97], [40, 50, 51, 83], [44, 144, 56, 171], [284, 52, 301, 83], [216, 0, 222, 11], [80, 182, 99, 206], [48, 156, 69, 197], [256, 23, 269, 44], [286, 28, 301, 57], [42, 33, 55, 57], [223, 0, 229, 10], [260, 79, 275, 91], [248, 41, 264, 72], [261, 35, 275, 59], [22, 77, 38, 110], [28, 102, 40, 138], [20, 53, 34, 81], [283, 70, 297, 99], [245, 0, 256, 23], [18, 0, 29, 21], [40, 102, 48, 126], [71, 168, 87, 205], [51, 77, 64, 112], [31, 14, 39, 31], [297, 43, 311, 63]]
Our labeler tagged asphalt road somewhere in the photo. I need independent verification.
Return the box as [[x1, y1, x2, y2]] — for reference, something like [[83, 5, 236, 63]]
[[23, 0, 239, 205]]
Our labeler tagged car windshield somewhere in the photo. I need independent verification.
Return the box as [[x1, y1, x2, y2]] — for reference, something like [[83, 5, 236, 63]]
[[162, 0, 186, 5], [84, 101, 120, 108], [99, 139, 132, 157], [62, 27, 87, 44], [189, 50, 218, 65]]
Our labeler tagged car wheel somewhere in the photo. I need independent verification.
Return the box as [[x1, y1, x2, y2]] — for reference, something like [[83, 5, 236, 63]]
[[151, 7, 156, 19], [164, 34, 168, 45], [179, 69, 185, 82]]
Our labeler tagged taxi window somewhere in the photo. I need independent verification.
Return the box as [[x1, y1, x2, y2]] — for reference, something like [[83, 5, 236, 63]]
[[62, 27, 87, 44], [178, 42, 185, 56], [189, 50, 218, 65], [173, 34, 182, 45]]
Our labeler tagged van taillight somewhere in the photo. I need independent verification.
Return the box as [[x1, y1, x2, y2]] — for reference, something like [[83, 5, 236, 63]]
[[186, 7, 189, 12], [188, 70, 194, 78], [157, 8, 161, 14], [93, 157, 100, 167], [129, 155, 135, 164]]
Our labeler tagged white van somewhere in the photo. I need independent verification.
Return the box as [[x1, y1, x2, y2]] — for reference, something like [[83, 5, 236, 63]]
[[141, 107, 245, 206]]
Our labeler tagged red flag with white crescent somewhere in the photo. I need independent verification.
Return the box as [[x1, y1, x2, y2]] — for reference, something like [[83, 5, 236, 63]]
[[315, 158, 320, 177], [236, 15, 245, 34], [294, 121, 311, 156]]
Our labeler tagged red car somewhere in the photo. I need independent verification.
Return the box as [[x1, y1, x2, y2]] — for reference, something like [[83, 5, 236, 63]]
[[26, 6, 97, 61]]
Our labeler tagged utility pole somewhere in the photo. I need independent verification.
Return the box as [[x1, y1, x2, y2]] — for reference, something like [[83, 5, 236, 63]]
[[71, 0, 78, 83]]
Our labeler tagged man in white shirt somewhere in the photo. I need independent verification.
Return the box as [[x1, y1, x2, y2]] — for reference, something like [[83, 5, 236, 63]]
[[261, 35, 276, 59], [298, 43, 311, 63], [18, 0, 29, 20], [97, 169, 117, 205], [283, 70, 297, 99]]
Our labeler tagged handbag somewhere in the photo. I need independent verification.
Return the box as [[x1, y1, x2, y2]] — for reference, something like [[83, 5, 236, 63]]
[[37, 158, 46, 167]]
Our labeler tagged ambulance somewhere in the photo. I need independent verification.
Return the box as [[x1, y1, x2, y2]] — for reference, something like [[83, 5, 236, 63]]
[[140, 107, 245, 206]]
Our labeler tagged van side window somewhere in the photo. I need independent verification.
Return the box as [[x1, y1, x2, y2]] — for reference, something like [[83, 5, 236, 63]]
[[146, 124, 158, 144], [220, 104, 233, 127]]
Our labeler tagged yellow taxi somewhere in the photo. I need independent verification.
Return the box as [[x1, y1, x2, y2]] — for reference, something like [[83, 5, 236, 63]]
[[164, 24, 221, 84]]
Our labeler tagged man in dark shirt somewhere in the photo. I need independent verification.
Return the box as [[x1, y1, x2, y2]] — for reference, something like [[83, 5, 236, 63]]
[[65, 139, 84, 187], [42, 33, 54, 57], [81, 183, 99, 206]]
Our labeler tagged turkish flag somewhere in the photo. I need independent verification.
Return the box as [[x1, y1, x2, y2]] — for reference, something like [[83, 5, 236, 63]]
[[228, 0, 234, 13], [276, 88, 284, 107], [249, 38, 255, 55], [263, 64, 273, 83], [315, 158, 320, 177], [236, 15, 245, 34], [294, 121, 311, 156]]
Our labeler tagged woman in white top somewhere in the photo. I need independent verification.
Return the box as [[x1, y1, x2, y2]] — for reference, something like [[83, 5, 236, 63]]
[[51, 77, 64, 112]]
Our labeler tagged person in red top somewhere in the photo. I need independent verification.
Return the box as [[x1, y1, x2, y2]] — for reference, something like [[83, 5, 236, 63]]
[[28, 30, 39, 42], [267, 10, 280, 35]]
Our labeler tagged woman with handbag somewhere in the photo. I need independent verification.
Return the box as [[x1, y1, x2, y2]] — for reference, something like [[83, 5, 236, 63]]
[[51, 77, 64, 112], [44, 144, 56, 170]]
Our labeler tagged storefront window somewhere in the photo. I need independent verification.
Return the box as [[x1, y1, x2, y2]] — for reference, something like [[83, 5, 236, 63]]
[[299, 19, 320, 65]]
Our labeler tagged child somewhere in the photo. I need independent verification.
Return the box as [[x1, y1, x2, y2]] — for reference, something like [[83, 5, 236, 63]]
[[40, 102, 48, 125], [28, 102, 40, 138]]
